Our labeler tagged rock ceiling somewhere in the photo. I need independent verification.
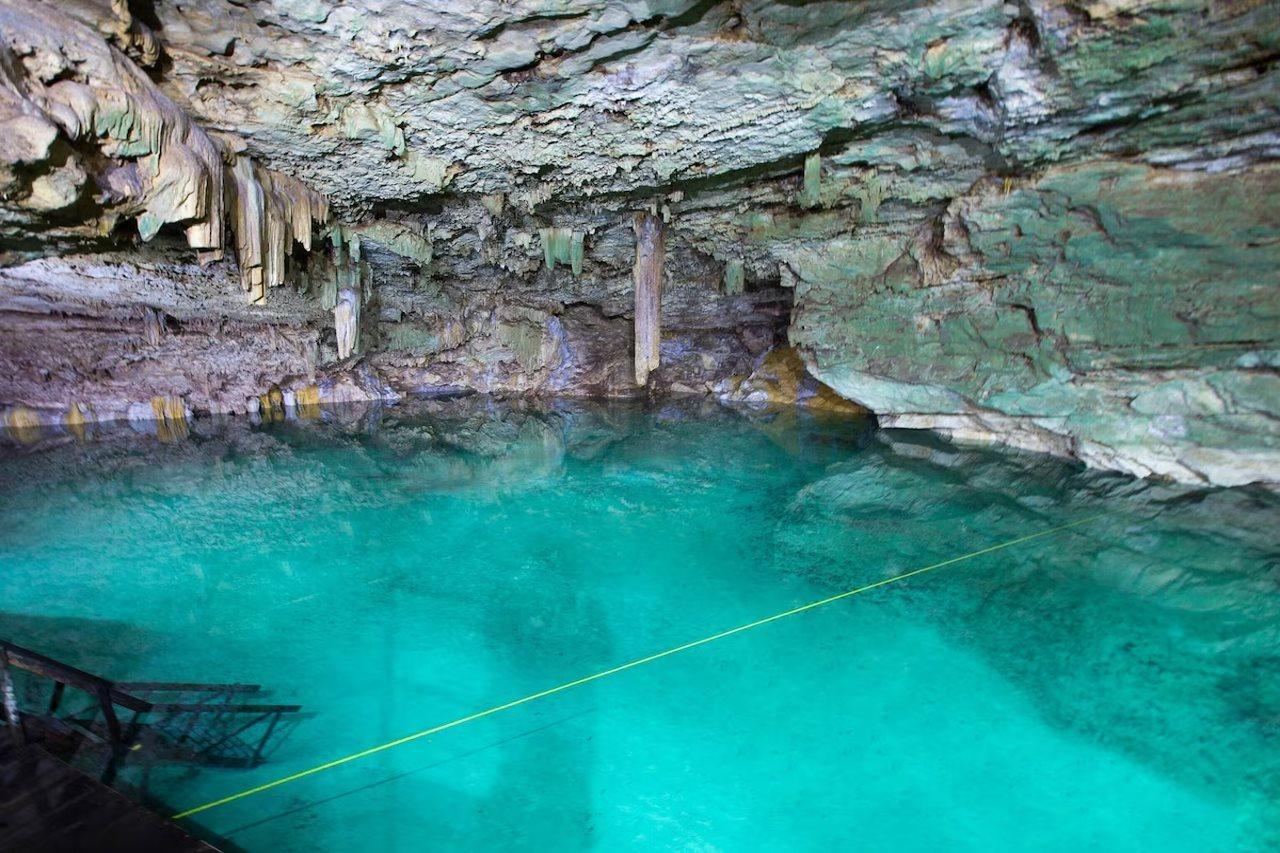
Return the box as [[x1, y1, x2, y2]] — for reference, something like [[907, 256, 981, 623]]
[[1, 0, 1278, 487]]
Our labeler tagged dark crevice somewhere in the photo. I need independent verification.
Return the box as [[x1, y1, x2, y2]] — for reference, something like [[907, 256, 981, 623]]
[[476, 11, 590, 41], [1006, 302, 1043, 338], [660, 0, 728, 31]]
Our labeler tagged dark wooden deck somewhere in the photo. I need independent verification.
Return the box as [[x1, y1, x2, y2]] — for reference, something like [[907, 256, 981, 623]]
[[0, 736, 217, 852]]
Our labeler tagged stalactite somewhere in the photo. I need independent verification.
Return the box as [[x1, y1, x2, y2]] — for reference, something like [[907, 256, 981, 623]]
[[229, 155, 266, 302], [320, 266, 339, 311], [856, 172, 887, 224], [227, 157, 332, 303], [335, 289, 360, 360], [317, 230, 351, 311], [570, 231, 584, 275], [539, 227, 585, 275], [183, 151, 224, 254], [724, 259, 745, 295], [799, 151, 821, 208], [142, 306, 164, 345], [131, 104, 227, 249], [292, 182, 326, 251], [540, 227, 568, 269], [262, 173, 288, 292], [633, 212, 665, 387], [106, 0, 161, 67], [360, 260, 372, 302], [0, 1, 335, 307]]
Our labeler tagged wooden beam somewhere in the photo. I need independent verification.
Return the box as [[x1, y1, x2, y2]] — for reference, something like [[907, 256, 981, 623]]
[[116, 682, 261, 693], [0, 641, 150, 714]]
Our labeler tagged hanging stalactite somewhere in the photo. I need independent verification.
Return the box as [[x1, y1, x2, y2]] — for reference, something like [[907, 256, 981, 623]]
[[633, 212, 665, 387], [799, 151, 821, 208], [539, 226, 585, 275], [229, 155, 266, 302], [0, 1, 334, 307], [335, 289, 360, 360], [724, 258, 745, 295]]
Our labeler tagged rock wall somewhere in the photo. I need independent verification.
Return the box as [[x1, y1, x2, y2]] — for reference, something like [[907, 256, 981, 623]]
[[0, 0, 1277, 486], [793, 160, 1280, 486], [0, 251, 322, 422]]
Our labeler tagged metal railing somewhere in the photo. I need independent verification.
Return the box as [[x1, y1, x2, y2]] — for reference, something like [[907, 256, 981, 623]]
[[1, 638, 301, 784]]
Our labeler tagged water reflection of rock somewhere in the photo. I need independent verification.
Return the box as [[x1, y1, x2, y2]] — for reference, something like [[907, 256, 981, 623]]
[[773, 429, 1280, 846], [0, 396, 645, 507], [721, 399, 878, 460]]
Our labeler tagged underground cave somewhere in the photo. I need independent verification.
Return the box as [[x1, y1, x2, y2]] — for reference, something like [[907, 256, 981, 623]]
[[0, 1, 1277, 850]]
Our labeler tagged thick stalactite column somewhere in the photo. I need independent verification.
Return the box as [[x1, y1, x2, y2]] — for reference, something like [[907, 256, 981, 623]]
[[335, 289, 360, 359], [633, 212, 665, 386]]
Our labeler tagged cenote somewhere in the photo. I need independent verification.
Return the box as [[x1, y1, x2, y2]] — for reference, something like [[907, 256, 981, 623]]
[[4, 0, 1280, 849], [1, 398, 1277, 851]]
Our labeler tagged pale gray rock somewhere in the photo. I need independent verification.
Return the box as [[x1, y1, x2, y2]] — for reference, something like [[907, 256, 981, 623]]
[[0, 0, 1277, 486]]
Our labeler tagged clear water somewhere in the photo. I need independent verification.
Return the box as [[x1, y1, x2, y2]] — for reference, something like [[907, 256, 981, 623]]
[[1, 398, 1277, 852]]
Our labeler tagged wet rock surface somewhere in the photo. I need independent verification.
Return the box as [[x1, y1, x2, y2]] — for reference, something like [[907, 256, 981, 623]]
[[0, 0, 1277, 484], [795, 161, 1280, 486]]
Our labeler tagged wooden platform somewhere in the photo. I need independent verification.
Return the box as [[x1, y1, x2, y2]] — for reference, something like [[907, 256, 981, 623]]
[[0, 736, 217, 852], [0, 639, 305, 852]]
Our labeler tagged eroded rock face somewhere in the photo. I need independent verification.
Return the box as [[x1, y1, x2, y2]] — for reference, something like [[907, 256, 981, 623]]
[[794, 161, 1280, 487], [0, 0, 1277, 485]]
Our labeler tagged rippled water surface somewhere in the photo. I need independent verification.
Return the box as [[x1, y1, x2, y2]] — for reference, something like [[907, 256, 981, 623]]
[[1, 398, 1277, 851]]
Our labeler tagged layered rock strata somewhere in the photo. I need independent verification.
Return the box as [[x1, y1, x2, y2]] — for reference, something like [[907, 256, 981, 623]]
[[0, 0, 1276, 486]]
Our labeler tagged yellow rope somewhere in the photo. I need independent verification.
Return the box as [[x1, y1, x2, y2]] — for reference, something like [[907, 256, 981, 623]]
[[173, 513, 1102, 821]]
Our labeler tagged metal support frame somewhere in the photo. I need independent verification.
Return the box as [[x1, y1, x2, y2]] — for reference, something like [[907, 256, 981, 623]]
[[0, 639, 301, 778]]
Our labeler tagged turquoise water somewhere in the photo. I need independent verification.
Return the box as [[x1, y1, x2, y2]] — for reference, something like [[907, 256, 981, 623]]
[[1, 398, 1277, 851]]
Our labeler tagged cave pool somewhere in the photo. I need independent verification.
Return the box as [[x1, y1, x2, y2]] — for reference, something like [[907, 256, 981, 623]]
[[1, 397, 1276, 851]]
